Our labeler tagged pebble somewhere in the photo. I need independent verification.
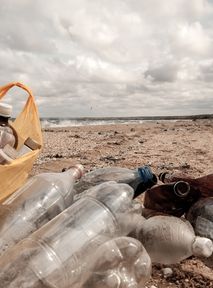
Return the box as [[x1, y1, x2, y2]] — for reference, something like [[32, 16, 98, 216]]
[[162, 267, 173, 277]]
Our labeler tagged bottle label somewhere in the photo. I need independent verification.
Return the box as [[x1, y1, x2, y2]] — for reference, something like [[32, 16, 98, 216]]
[[196, 216, 213, 240]]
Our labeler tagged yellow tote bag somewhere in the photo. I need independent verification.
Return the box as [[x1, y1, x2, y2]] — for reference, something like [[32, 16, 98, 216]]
[[0, 82, 43, 201]]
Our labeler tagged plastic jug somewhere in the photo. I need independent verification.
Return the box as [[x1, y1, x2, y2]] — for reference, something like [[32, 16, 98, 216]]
[[0, 164, 84, 256]]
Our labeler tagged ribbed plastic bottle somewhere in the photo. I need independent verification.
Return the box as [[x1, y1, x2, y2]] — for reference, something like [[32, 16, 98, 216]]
[[83, 236, 151, 288], [0, 182, 135, 288], [159, 171, 213, 198], [0, 164, 84, 256], [0, 102, 17, 149], [186, 197, 213, 241], [143, 181, 200, 217], [74, 165, 157, 198], [135, 215, 213, 264]]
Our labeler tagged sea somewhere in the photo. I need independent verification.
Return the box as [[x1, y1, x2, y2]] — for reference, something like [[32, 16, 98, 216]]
[[40, 114, 212, 128]]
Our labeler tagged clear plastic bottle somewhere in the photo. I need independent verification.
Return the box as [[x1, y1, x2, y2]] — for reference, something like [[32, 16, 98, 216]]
[[74, 165, 157, 198], [0, 182, 134, 288], [0, 144, 18, 164], [0, 164, 84, 256], [0, 102, 17, 149], [186, 197, 213, 241], [135, 215, 213, 264], [83, 236, 151, 288]]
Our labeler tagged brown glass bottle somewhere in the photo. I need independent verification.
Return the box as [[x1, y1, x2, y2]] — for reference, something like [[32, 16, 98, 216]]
[[159, 172, 213, 198], [143, 181, 201, 217]]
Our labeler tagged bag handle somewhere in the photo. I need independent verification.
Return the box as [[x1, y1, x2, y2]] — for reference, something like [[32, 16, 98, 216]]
[[0, 82, 38, 117]]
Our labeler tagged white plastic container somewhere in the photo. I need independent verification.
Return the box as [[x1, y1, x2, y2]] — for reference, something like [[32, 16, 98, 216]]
[[0, 182, 134, 288], [0, 164, 84, 256]]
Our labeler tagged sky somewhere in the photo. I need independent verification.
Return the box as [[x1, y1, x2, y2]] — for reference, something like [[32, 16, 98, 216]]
[[0, 0, 213, 117]]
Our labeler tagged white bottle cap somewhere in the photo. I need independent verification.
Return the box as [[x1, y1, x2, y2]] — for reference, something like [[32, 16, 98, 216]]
[[74, 164, 84, 178], [0, 103, 13, 118], [192, 236, 213, 258]]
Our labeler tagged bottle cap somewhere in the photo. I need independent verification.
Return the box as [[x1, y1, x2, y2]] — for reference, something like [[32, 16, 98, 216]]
[[192, 236, 213, 258], [0, 103, 13, 118], [74, 164, 84, 178], [24, 137, 41, 150]]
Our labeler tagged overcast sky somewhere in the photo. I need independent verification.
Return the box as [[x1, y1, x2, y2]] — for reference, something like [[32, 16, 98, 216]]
[[0, 0, 213, 117]]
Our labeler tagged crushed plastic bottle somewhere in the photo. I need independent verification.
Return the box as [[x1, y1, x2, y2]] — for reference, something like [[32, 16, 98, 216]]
[[159, 171, 213, 198], [83, 236, 151, 288], [186, 197, 213, 241], [143, 181, 200, 217], [74, 165, 157, 198], [0, 182, 135, 288], [0, 164, 84, 256], [135, 215, 213, 264]]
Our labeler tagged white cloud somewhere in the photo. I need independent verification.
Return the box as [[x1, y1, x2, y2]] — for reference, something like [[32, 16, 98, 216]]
[[0, 0, 212, 117]]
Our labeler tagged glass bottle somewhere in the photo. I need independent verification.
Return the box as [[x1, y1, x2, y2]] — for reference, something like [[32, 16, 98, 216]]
[[159, 171, 213, 198], [143, 181, 200, 217]]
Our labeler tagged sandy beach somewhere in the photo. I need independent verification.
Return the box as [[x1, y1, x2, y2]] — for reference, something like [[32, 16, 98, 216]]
[[32, 119, 213, 288]]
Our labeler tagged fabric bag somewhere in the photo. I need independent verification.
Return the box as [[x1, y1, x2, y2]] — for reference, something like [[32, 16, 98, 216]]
[[0, 82, 43, 201]]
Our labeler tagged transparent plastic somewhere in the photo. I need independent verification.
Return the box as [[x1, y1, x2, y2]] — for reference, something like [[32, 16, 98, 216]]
[[186, 197, 213, 241], [136, 215, 213, 264], [0, 126, 16, 149], [74, 166, 157, 198], [83, 236, 152, 288], [0, 164, 84, 256], [0, 182, 134, 288]]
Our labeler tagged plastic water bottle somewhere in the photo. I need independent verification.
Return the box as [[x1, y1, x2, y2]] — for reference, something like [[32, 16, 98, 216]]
[[186, 197, 213, 241], [74, 165, 157, 198], [0, 182, 134, 288], [83, 236, 151, 288], [0, 102, 17, 148], [0, 164, 84, 256], [143, 181, 200, 217], [135, 215, 213, 264], [159, 171, 213, 198]]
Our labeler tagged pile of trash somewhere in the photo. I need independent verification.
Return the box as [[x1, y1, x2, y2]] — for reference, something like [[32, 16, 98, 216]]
[[0, 163, 212, 288]]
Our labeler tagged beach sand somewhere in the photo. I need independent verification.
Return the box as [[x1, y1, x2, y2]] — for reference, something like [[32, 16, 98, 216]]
[[32, 119, 213, 288]]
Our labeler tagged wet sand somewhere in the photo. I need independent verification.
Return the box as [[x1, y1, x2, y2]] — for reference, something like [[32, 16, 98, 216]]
[[31, 119, 213, 288]]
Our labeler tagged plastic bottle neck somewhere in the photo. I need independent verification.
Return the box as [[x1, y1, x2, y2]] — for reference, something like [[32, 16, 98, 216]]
[[62, 164, 84, 181]]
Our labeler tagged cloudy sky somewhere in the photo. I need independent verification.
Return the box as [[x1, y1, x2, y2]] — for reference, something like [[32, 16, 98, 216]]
[[0, 0, 213, 117]]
